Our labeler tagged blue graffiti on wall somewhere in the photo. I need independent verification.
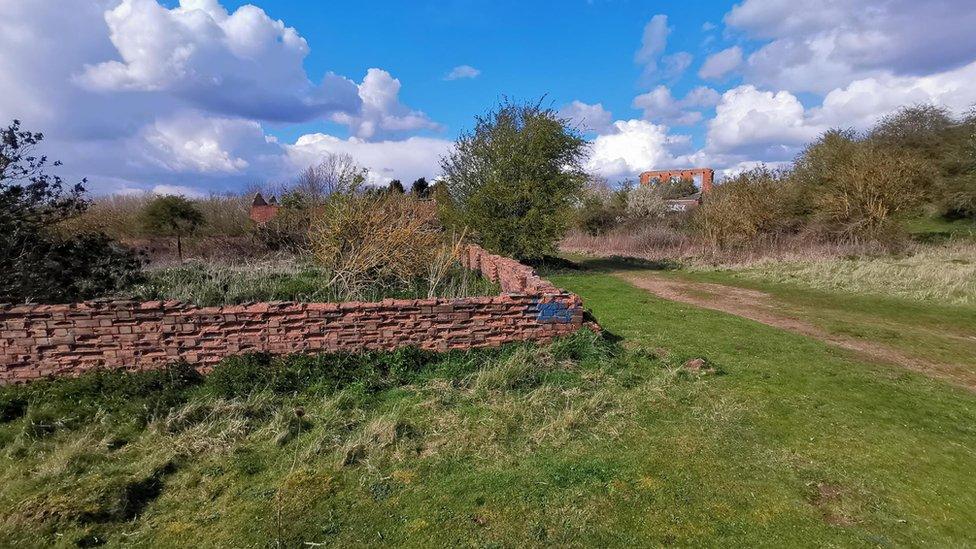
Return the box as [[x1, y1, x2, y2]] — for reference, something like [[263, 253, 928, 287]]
[[534, 299, 575, 323]]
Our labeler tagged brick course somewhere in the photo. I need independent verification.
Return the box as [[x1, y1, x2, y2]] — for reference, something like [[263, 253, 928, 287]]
[[0, 245, 584, 383]]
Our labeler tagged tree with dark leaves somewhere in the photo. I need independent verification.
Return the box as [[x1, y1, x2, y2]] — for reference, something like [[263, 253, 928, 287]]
[[0, 120, 142, 303], [411, 177, 430, 198]]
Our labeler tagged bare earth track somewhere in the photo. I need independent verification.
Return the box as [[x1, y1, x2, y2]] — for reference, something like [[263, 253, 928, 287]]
[[617, 271, 976, 391]]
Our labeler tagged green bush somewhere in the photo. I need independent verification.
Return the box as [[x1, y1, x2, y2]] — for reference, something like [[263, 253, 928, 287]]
[[439, 99, 588, 260], [575, 181, 629, 235], [0, 119, 143, 303]]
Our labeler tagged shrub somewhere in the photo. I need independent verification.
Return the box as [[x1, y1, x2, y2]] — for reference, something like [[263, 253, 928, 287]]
[[411, 177, 430, 198], [253, 202, 316, 253], [575, 179, 628, 235], [439, 99, 588, 260], [627, 184, 669, 221], [309, 193, 443, 297], [0, 119, 142, 303], [793, 129, 932, 239], [692, 166, 795, 248], [812, 144, 931, 239], [62, 193, 251, 240]]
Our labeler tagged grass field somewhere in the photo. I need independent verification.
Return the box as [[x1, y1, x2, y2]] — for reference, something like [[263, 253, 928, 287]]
[[2, 263, 975, 547]]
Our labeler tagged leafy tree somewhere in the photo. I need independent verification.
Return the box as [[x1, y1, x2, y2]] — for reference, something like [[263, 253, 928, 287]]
[[388, 179, 405, 194], [141, 195, 204, 261], [411, 177, 430, 198], [1, 119, 142, 303], [440, 99, 587, 260]]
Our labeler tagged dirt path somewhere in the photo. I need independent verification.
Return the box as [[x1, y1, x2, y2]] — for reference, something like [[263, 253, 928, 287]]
[[617, 271, 976, 391]]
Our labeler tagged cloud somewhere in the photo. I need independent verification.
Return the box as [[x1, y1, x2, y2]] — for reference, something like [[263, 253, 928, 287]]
[[331, 68, 441, 140], [77, 0, 361, 123], [634, 14, 670, 75], [698, 46, 743, 80], [633, 85, 720, 126], [444, 65, 481, 80], [724, 0, 976, 94], [558, 101, 614, 134], [707, 59, 976, 159], [151, 184, 208, 198], [138, 112, 278, 174], [586, 119, 691, 180], [0, 0, 447, 195], [706, 85, 818, 159], [662, 52, 694, 78], [287, 133, 453, 186]]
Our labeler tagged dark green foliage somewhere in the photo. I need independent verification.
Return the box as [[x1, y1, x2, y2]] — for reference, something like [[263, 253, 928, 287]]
[[440, 99, 588, 260], [205, 346, 442, 398], [387, 179, 405, 194], [411, 177, 430, 198], [140, 195, 204, 260], [0, 119, 143, 303]]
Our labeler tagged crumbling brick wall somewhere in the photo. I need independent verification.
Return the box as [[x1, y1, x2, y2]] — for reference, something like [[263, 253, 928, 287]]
[[0, 245, 584, 383], [640, 168, 715, 193]]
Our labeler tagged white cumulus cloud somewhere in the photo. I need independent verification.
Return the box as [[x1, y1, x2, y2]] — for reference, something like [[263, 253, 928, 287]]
[[558, 101, 614, 134], [287, 133, 452, 186], [725, 0, 976, 94], [586, 119, 690, 180], [77, 0, 361, 122], [331, 68, 441, 140], [633, 85, 720, 126]]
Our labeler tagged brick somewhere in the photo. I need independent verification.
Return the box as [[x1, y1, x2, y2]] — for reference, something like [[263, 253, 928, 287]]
[[1, 245, 586, 383]]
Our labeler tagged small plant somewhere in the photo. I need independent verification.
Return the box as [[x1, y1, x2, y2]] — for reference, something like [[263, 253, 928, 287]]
[[141, 195, 205, 261]]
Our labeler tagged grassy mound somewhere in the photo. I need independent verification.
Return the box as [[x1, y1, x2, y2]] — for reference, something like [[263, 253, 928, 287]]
[[0, 331, 698, 547]]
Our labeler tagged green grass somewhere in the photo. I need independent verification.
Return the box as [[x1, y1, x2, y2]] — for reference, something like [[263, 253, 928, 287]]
[[2, 268, 975, 547], [905, 215, 976, 242], [126, 259, 500, 306]]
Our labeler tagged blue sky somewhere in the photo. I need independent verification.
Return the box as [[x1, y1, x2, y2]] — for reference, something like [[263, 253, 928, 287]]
[[3, 0, 976, 196], [169, 0, 735, 146]]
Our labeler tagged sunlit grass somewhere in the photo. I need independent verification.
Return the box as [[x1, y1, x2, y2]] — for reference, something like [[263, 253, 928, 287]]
[[698, 242, 976, 305]]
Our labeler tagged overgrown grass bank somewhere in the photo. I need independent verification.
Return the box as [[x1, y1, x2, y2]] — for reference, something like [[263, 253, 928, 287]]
[[1, 331, 686, 547], [694, 242, 976, 305], [124, 258, 500, 306]]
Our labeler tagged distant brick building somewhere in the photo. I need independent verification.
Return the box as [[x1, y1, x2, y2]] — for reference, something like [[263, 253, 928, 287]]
[[639, 167, 715, 211], [249, 193, 279, 224]]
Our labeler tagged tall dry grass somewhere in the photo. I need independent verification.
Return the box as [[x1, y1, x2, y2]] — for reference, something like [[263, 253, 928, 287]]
[[561, 225, 901, 265], [60, 193, 252, 239], [699, 241, 976, 306]]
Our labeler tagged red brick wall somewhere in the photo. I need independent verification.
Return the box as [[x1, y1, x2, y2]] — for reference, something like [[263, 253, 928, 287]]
[[0, 246, 584, 383], [249, 204, 279, 224]]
